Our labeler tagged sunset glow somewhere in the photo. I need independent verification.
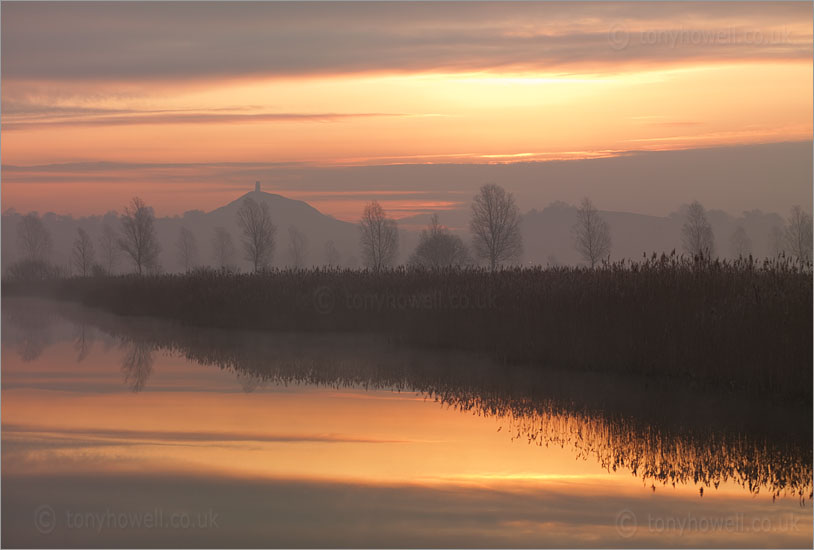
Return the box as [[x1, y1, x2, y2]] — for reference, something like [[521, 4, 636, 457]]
[[2, 5, 813, 547], [2, 2, 811, 218]]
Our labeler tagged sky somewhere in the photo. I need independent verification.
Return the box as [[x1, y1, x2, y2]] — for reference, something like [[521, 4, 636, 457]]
[[1, 2, 812, 220]]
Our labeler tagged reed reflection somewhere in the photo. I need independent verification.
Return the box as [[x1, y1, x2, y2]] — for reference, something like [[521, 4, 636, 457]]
[[3, 297, 811, 501]]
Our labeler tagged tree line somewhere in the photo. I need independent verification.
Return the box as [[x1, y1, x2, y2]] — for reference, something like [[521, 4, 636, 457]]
[[7, 184, 813, 278]]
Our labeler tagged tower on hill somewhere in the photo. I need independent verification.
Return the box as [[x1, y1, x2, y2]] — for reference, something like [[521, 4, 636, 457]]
[[255, 181, 260, 193]]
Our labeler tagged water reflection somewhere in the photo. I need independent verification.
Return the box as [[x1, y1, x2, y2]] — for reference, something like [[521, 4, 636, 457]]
[[120, 341, 154, 392], [72, 324, 93, 363], [2, 297, 812, 501], [3, 299, 55, 362]]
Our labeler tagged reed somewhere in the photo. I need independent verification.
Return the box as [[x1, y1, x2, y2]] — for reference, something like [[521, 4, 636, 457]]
[[4, 254, 810, 401]]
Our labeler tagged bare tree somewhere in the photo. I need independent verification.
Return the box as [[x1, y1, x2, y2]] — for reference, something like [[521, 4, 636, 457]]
[[71, 227, 96, 276], [681, 200, 715, 258], [573, 197, 611, 268], [211, 226, 237, 270], [118, 197, 161, 275], [324, 240, 341, 266], [98, 222, 120, 274], [729, 226, 752, 258], [768, 224, 786, 257], [409, 214, 471, 268], [783, 205, 813, 261], [470, 183, 522, 269], [287, 226, 309, 268], [237, 197, 276, 272], [17, 213, 52, 261], [359, 201, 399, 271], [176, 227, 199, 272]]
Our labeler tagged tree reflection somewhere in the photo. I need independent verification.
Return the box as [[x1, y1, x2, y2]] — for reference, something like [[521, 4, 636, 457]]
[[236, 371, 264, 393], [73, 324, 94, 362], [4, 297, 812, 500], [1, 299, 54, 362], [120, 341, 154, 392]]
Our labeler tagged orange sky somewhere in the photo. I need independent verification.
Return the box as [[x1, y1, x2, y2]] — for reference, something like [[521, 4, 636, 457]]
[[1, 2, 812, 218]]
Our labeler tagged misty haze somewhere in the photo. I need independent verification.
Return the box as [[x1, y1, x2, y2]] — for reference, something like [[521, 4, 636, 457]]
[[1, 2, 812, 549]]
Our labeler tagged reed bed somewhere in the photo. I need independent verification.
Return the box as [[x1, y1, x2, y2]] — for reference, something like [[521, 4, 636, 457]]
[[4, 254, 811, 401]]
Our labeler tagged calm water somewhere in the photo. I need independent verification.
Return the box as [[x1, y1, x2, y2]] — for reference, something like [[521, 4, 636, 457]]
[[2, 297, 811, 548]]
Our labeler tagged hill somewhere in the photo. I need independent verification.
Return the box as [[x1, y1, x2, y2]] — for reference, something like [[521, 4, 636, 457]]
[[170, 186, 361, 268], [0, 186, 790, 273]]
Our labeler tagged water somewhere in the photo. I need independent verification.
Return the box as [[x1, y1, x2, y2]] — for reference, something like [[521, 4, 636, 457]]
[[2, 297, 811, 548]]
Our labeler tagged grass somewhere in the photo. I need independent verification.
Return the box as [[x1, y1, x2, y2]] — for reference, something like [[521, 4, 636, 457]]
[[3, 254, 811, 401]]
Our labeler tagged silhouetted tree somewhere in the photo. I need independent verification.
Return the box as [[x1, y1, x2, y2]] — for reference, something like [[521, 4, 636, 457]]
[[359, 201, 399, 271], [470, 183, 522, 269], [287, 226, 309, 268], [729, 226, 752, 258], [237, 197, 276, 272], [5, 259, 57, 281], [119, 197, 161, 275], [98, 222, 120, 274], [409, 214, 471, 268], [71, 227, 96, 276], [211, 226, 237, 270], [176, 226, 199, 272], [573, 197, 611, 268], [324, 240, 341, 266], [768, 225, 786, 257], [681, 200, 715, 258], [17, 213, 52, 261], [783, 206, 812, 261]]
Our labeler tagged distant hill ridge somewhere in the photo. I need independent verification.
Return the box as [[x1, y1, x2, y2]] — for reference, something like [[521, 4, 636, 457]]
[[0, 184, 790, 272]]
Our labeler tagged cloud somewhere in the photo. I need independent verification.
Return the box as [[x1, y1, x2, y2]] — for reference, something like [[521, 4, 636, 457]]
[[3, 423, 413, 446], [1, 106, 407, 130], [646, 121, 704, 128], [2, 141, 810, 222], [2, 3, 810, 83]]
